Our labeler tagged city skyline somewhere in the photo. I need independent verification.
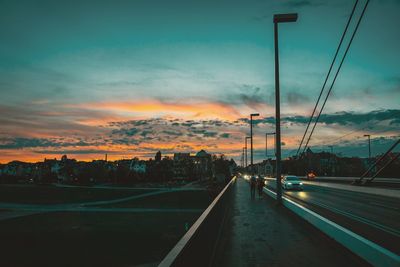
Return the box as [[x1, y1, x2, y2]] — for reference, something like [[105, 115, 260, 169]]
[[0, 0, 399, 163]]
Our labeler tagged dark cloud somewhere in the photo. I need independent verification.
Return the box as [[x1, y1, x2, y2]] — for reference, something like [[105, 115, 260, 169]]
[[239, 117, 275, 125], [203, 131, 218, 138], [286, 91, 310, 105], [221, 85, 272, 108], [34, 149, 110, 155], [307, 136, 399, 158], [238, 109, 400, 127], [140, 130, 152, 137], [220, 133, 230, 138], [109, 118, 160, 127], [181, 120, 198, 127], [111, 138, 139, 145], [111, 127, 140, 136], [0, 138, 93, 149], [283, 0, 321, 8], [192, 129, 207, 134], [313, 109, 400, 126], [162, 130, 182, 136]]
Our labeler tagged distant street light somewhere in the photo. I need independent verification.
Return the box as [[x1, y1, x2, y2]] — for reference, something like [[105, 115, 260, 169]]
[[364, 134, 371, 159], [242, 147, 245, 168], [273, 13, 298, 204], [250, 113, 260, 176], [329, 145, 334, 176], [265, 132, 276, 158], [245, 136, 251, 168]]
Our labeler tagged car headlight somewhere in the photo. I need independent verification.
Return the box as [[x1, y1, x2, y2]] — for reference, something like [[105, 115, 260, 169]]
[[287, 182, 292, 185], [300, 182, 303, 185]]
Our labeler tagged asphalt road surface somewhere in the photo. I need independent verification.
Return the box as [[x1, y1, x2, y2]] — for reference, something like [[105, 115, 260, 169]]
[[265, 180, 400, 255]]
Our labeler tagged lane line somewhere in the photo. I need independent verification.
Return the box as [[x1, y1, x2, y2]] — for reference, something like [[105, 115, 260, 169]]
[[265, 182, 400, 239], [306, 198, 400, 237], [263, 186, 400, 267], [303, 181, 400, 199], [368, 201, 399, 211], [283, 187, 400, 237]]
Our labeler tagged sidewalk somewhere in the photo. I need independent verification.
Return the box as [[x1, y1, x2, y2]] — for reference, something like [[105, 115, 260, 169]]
[[214, 177, 368, 267]]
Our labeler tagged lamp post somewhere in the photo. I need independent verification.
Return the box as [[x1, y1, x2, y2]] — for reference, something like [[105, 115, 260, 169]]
[[364, 134, 371, 169], [245, 136, 251, 169], [274, 13, 298, 204], [266, 132, 276, 158], [364, 134, 371, 159], [250, 113, 260, 176], [329, 145, 334, 176], [242, 147, 245, 168]]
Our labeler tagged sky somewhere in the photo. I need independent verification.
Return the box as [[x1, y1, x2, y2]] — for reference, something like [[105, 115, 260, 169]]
[[0, 0, 399, 163]]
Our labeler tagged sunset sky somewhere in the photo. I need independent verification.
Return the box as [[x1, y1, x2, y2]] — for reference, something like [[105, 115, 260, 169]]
[[0, 0, 399, 163]]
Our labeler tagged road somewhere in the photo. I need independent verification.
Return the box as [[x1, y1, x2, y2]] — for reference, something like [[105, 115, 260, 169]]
[[265, 179, 400, 255]]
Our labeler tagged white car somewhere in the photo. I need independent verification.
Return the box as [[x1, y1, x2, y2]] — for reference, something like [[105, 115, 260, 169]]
[[282, 175, 303, 190]]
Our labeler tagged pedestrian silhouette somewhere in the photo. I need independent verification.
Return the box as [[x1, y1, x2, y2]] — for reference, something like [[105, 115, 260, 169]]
[[257, 176, 264, 197], [250, 175, 256, 198]]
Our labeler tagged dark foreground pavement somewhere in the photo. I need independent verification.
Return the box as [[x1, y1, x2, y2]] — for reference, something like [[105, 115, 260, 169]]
[[213, 177, 369, 267]]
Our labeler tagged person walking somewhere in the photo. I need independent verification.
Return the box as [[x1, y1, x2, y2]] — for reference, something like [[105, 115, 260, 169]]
[[257, 176, 264, 197], [250, 175, 256, 198]]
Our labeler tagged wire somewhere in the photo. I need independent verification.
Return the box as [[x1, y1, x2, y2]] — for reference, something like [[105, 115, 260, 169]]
[[296, 0, 359, 157], [302, 0, 370, 154], [290, 117, 399, 158]]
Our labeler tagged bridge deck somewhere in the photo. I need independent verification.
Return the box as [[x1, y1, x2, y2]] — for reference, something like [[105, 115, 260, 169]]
[[213, 177, 369, 267]]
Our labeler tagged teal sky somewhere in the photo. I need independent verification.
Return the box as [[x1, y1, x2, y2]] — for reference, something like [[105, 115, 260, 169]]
[[0, 0, 399, 162]]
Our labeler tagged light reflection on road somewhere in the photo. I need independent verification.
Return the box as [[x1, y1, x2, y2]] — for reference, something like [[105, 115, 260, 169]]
[[296, 191, 308, 199]]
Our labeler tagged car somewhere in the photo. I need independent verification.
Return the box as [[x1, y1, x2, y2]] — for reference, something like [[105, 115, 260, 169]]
[[282, 175, 303, 190], [306, 171, 316, 180]]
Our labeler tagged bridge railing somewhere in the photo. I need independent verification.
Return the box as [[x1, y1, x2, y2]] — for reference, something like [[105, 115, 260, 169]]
[[158, 176, 236, 267]]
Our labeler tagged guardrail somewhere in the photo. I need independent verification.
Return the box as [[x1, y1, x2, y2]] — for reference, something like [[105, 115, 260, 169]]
[[158, 177, 236, 267], [301, 176, 400, 184]]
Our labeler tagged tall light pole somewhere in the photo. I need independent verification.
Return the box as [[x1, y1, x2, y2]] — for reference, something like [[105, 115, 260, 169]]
[[250, 113, 260, 176], [274, 13, 298, 204], [245, 136, 251, 168], [364, 134, 371, 159], [242, 147, 245, 168], [266, 132, 276, 158], [328, 145, 334, 176]]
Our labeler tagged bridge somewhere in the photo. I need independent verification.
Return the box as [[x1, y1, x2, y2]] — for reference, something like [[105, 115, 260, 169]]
[[159, 176, 400, 267]]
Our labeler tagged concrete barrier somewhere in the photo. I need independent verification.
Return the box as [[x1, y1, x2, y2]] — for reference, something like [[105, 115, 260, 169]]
[[263, 187, 400, 267]]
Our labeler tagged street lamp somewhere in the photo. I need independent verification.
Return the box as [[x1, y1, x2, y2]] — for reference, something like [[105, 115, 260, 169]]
[[250, 113, 260, 176], [242, 147, 245, 168], [274, 13, 298, 204], [329, 145, 334, 176], [266, 132, 276, 158], [364, 134, 371, 159], [245, 136, 251, 168]]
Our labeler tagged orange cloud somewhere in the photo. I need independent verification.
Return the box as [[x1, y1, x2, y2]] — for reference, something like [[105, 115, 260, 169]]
[[68, 100, 245, 121]]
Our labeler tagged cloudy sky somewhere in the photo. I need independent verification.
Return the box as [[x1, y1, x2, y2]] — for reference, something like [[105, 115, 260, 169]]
[[0, 0, 399, 163]]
